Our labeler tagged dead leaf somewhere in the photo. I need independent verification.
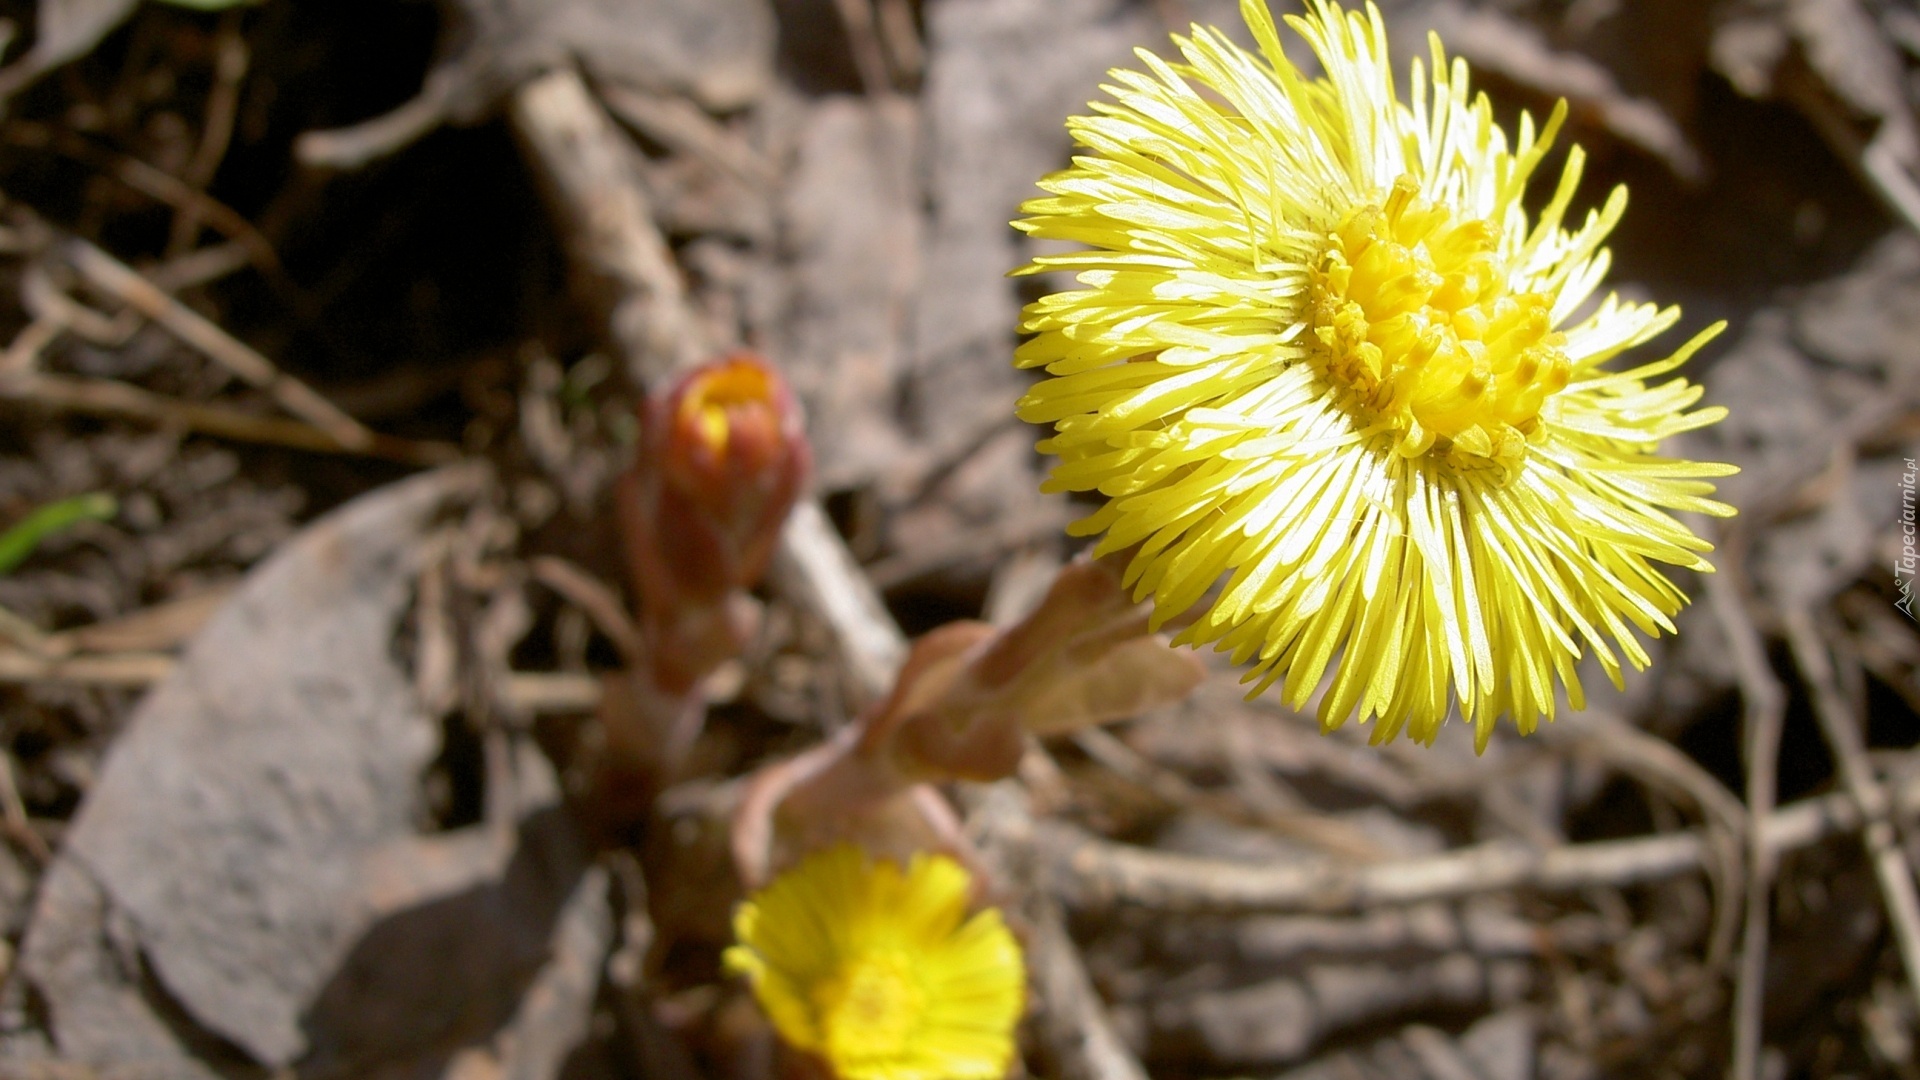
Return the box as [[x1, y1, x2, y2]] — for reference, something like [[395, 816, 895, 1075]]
[[15, 858, 225, 1078], [18, 464, 609, 1077], [22, 465, 487, 1065]]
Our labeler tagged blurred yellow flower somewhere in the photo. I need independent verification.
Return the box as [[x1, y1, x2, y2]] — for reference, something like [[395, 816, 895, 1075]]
[[1014, 0, 1735, 750], [724, 846, 1024, 1080]]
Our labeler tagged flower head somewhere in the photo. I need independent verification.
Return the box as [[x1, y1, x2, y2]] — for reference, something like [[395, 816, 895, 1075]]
[[1014, 0, 1735, 749], [724, 846, 1025, 1080]]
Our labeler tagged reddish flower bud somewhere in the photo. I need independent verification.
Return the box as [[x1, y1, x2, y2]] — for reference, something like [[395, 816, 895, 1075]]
[[618, 354, 809, 693]]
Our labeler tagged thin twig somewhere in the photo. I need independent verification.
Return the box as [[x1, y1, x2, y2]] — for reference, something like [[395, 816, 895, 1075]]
[[1540, 711, 1748, 967], [1864, 132, 1920, 240], [1401, 1025, 1489, 1080], [598, 86, 777, 189], [0, 749, 49, 864], [295, 65, 459, 171], [1709, 562, 1786, 1080], [0, 315, 61, 374], [23, 261, 137, 346], [0, 651, 662, 724], [530, 555, 645, 668], [831, 0, 896, 96], [1785, 607, 1920, 1019], [147, 240, 253, 294], [509, 67, 707, 386], [64, 238, 375, 451], [41, 588, 231, 657], [502, 671, 603, 716], [1076, 725, 1388, 860], [412, 535, 459, 719], [0, 648, 175, 685], [0, 369, 459, 466], [1028, 897, 1151, 1080], [167, 13, 249, 257], [0, 591, 226, 664], [0, 602, 50, 653], [1023, 767, 1920, 916], [873, 0, 925, 81], [769, 500, 908, 708], [2, 122, 282, 275]]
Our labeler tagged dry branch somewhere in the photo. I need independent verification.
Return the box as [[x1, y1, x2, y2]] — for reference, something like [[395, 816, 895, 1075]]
[[1710, 566, 1788, 1080], [530, 555, 645, 668], [1786, 607, 1920, 1019], [1022, 768, 1920, 916], [2, 122, 284, 275], [831, 0, 895, 96], [1541, 710, 1747, 966], [0, 648, 175, 685], [0, 369, 458, 466], [169, 17, 249, 257], [1028, 897, 1151, 1080], [63, 239, 373, 449], [509, 67, 706, 386], [769, 500, 908, 707], [598, 86, 777, 188], [502, 672, 604, 716], [0, 749, 49, 863]]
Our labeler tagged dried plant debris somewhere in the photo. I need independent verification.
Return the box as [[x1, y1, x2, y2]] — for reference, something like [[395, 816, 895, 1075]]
[[0, 431, 300, 625], [10, 466, 609, 1077], [1402, 0, 1703, 179], [297, 0, 778, 170], [1699, 230, 1920, 610], [909, 0, 1162, 458], [776, 95, 923, 493], [0, 0, 1916, 1078], [0, 0, 148, 102]]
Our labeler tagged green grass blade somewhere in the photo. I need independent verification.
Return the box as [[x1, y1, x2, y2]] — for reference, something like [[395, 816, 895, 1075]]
[[0, 493, 118, 576]]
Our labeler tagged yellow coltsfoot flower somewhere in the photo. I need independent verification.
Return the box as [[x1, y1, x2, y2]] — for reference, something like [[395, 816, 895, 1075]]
[[1014, 0, 1736, 750], [724, 846, 1025, 1080]]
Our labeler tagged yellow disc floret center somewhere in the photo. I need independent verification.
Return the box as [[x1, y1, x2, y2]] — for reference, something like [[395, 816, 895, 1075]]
[[679, 358, 775, 456], [815, 952, 925, 1068], [1309, 175, 1571, 477]]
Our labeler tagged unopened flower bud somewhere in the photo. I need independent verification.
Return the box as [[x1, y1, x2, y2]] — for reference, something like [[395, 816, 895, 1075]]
[[618, 354, 809, 693]]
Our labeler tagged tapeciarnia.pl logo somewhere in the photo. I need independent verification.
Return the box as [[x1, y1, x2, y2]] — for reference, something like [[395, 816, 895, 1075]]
[[1899, 458, 1917, 621]]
